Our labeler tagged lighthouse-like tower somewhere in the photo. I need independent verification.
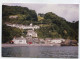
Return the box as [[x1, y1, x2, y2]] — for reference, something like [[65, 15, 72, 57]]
[[30, 23, 33, 26]]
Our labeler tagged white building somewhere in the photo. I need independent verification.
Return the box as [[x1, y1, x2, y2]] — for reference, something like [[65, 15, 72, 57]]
[[5, 23, 40, 30], [51, 39, 65, 44], [45, 38, 52, 44], [39, 38, 45, 44], [33, 25, 40, 29], [9, 15, 18, 19], [12, 36, 27, 44], [27, 30, 37, 37]]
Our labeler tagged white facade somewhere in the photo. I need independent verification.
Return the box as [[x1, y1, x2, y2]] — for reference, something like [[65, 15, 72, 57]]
[[5, 23, 40, 30], [12, 36, 27, 44], [13, 39, 26, 44], [27, 30, 37, 37], [51, 39, 65, 44], [9, 15, 18, 19], [51, 40, 61, 44]]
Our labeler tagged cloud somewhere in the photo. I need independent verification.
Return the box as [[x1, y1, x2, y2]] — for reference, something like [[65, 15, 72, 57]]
[[3, 3, 79, 22], [37, 4, 79, 22]]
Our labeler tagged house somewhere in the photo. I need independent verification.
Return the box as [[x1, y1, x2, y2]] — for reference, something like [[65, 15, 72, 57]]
[[12, 36, 27, 44], [30, 23, 33, 26], [33, 25, 40, 29], [45, 38, 52, 44], [39, 38, 45, 44], [26, 37, 39, 44], [27, 30, 37, 37], [26, 36, 33, 44], [51, 39, 65, 44], [5, 23, 40, 30], [9, 15, 18, 19], [33, 38, 39, 44]]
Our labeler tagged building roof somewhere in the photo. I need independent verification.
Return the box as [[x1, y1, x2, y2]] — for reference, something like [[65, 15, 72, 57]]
[[13, 36, 26, 40], [9, 15, 18, 18], [27, 30, 37, 34], [5, 23, 40, 30], [33, 38, 39, 42]]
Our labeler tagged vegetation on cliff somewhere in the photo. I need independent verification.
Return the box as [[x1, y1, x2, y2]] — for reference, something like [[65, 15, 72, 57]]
[[2, 5, 78, 43]]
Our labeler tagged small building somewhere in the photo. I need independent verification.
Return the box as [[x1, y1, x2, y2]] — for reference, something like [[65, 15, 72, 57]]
[[12, 36, 27, 44], [33, 38, 39, 44], [45, 38, 52, 44], [26, 37, 33, 44], [5, 23, 40, 30], [39, 38, 45, 44], [27, 30, 37, 37], [51, 39, 65, 44], [9, 15, 18, 19], [33, 25, 40, 29], [30, 23, 33, 26]]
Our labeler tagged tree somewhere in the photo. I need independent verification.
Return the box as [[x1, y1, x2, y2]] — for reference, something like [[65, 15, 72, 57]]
[[2, 24, 22, 43]]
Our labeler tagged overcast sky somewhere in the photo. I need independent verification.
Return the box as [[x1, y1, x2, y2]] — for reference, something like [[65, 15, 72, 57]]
[[3, 3, 79, 22]]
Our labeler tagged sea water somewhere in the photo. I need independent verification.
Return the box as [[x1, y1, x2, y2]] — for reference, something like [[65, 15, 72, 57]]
[[2, 46, 78, 58]]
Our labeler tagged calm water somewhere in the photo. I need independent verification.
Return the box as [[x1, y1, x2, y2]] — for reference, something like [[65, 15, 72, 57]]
[[2, 46, 78, 58]]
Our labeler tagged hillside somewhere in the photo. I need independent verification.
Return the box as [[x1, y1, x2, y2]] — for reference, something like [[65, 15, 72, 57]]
[[2, 5, 38, 25], [36, 12, 78, 41], [2, 5, 78, 43]]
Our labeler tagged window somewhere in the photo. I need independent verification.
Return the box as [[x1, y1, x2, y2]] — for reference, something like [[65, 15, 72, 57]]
[[19, 40, 22, 42]]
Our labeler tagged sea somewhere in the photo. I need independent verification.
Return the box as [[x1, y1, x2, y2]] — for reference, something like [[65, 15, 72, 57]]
[[2, 46, 78, 58]]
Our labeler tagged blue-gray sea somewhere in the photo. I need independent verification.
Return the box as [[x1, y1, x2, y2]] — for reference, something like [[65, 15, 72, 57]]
[[2, 46, 78, 58]]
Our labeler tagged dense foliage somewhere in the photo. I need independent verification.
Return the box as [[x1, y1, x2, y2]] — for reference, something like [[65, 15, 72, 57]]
[[2, 24, 22, 43], [36, 12, 78, 41], [2, 5, 78, 43], [2, 5, 38, 25], [2, 5, 38, 43]]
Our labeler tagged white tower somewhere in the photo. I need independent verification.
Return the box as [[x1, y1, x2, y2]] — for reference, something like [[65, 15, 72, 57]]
[[30, 23, 33, 26]]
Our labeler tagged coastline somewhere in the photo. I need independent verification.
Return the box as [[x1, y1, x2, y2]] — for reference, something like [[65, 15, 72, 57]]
[[2, 44, 55, 47], [2, 44, 78, 48]]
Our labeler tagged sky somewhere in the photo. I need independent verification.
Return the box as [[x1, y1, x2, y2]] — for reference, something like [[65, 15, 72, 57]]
[[3, 3, 79, 22]]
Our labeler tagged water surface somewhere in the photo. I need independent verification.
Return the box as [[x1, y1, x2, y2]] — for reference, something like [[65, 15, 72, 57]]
[[2, 46, 78, 58]]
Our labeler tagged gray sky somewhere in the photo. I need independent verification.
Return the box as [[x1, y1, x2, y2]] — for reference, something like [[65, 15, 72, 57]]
[[3, 3, 79, 22]]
